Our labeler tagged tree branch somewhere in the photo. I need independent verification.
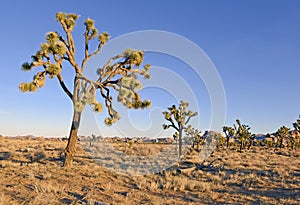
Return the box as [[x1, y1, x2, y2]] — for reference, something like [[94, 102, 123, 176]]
[[97, 54, 124, 82], [81, 41, 104, 73], [57, 74, 73, 100], [167, 117, 179, 132], [59, 21, 81, 73], [185, 115, 192, 125], [99, 86, 116, 119]]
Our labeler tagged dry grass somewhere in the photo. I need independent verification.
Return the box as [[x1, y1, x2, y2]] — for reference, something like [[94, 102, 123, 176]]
[[0, 136, 300, 204]]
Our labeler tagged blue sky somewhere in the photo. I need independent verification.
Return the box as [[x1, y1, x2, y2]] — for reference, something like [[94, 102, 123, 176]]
[[0, 0, 299, 137]]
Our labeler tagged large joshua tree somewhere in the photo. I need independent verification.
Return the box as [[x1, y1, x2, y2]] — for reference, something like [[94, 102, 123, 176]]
[[19, 12, 151, 167], [162, 100, 197, 156]]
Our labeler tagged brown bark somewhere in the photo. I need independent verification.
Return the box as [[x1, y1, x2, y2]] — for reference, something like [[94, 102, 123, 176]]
[[63, 111, 82, 167], [179, 125, 183, 157]]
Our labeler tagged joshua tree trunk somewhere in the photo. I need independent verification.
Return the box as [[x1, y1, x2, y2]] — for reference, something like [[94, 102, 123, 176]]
[[64, 110, 82, 167], [226, 136, 230, 149], [178, 125, 183, 157], [239, 139, 244, 151]]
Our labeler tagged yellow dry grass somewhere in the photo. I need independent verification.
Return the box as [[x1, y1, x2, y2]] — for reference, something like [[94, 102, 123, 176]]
[[0, 136, 299, 204]]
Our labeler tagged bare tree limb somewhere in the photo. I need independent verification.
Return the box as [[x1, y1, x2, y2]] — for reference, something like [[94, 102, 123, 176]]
[[57, 74, 73, 100]]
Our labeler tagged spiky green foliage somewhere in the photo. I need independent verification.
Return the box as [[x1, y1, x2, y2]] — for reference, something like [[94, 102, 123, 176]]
[[123, 49, 144, 66], [52, 42, 67, 56], [104, 117, 115, 126], [46, 32, 59, 44], [116, 75, 151, 110], [56, 12, 79, 31], [84, 18, 95, 29], [19, 12, 152, 167], [56, 12, 66, 22], [21, 62, 32, 71], [233, 119, 252, 151], [19, 82, 38, 92], [93, 102, 103, 113], [162, 100, 198, 156], [99, 32, 110, 43], [47, 64, 62, 77], [84, 18, 99, 39]]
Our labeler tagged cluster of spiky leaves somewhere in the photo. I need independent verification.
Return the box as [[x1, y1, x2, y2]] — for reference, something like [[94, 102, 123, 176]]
[[123, 49, 145, 67], [83, 16, 110, 43], [19, 71, 47, 92], [223, 126, 235, 137], [19, 31, 67, 92], [162, 100, 197, 131], [56, 12, 79, 31], [276, 125, 290, 139], [95, 48, 151, 126], [234, 119, 252, 142], [117, 75, 150, 109]]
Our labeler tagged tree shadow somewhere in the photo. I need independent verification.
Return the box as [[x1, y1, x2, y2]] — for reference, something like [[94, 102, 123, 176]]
[[0, 151, 11, 160], [213, 167, 300, 202]]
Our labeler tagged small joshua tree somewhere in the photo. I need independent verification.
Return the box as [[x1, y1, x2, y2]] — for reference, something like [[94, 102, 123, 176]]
[[185, 125, 202, 151], [276, 126, 290, 148], [233, 119, 252, 151], [293, 115, 300, 132], [222, 126, 235, 149], [162, 100, 197, 156], [19, 12, 151, 167], [291, 115, 300, 149], [90, 134, 100, 147]]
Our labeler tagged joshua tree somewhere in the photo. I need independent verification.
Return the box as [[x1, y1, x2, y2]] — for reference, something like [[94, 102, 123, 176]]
[[19, 12, 151, 167], [233, 119, 252, 151], [276, 126, 290, 148], [162, 100, 197, 156], [185, 125, 202, 151], [293, 115, 300, 132], [222, 126, 235, 149], [290, 116, 300, 149], [90, 134, 101, 147]]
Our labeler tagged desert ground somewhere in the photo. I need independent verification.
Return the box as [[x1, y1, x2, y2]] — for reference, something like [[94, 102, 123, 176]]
[[0, 135, 299, 205]]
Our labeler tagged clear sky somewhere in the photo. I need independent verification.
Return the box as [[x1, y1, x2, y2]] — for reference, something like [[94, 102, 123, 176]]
[[0, 0, 299, 137]]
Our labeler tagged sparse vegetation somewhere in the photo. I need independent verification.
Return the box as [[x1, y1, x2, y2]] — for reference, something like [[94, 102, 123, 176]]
[[0, 136, 299, 204], [10, 10, 300, 205]]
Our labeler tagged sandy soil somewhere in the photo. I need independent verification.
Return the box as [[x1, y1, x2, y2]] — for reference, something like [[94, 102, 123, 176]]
[[0, 136, 299, 205]]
